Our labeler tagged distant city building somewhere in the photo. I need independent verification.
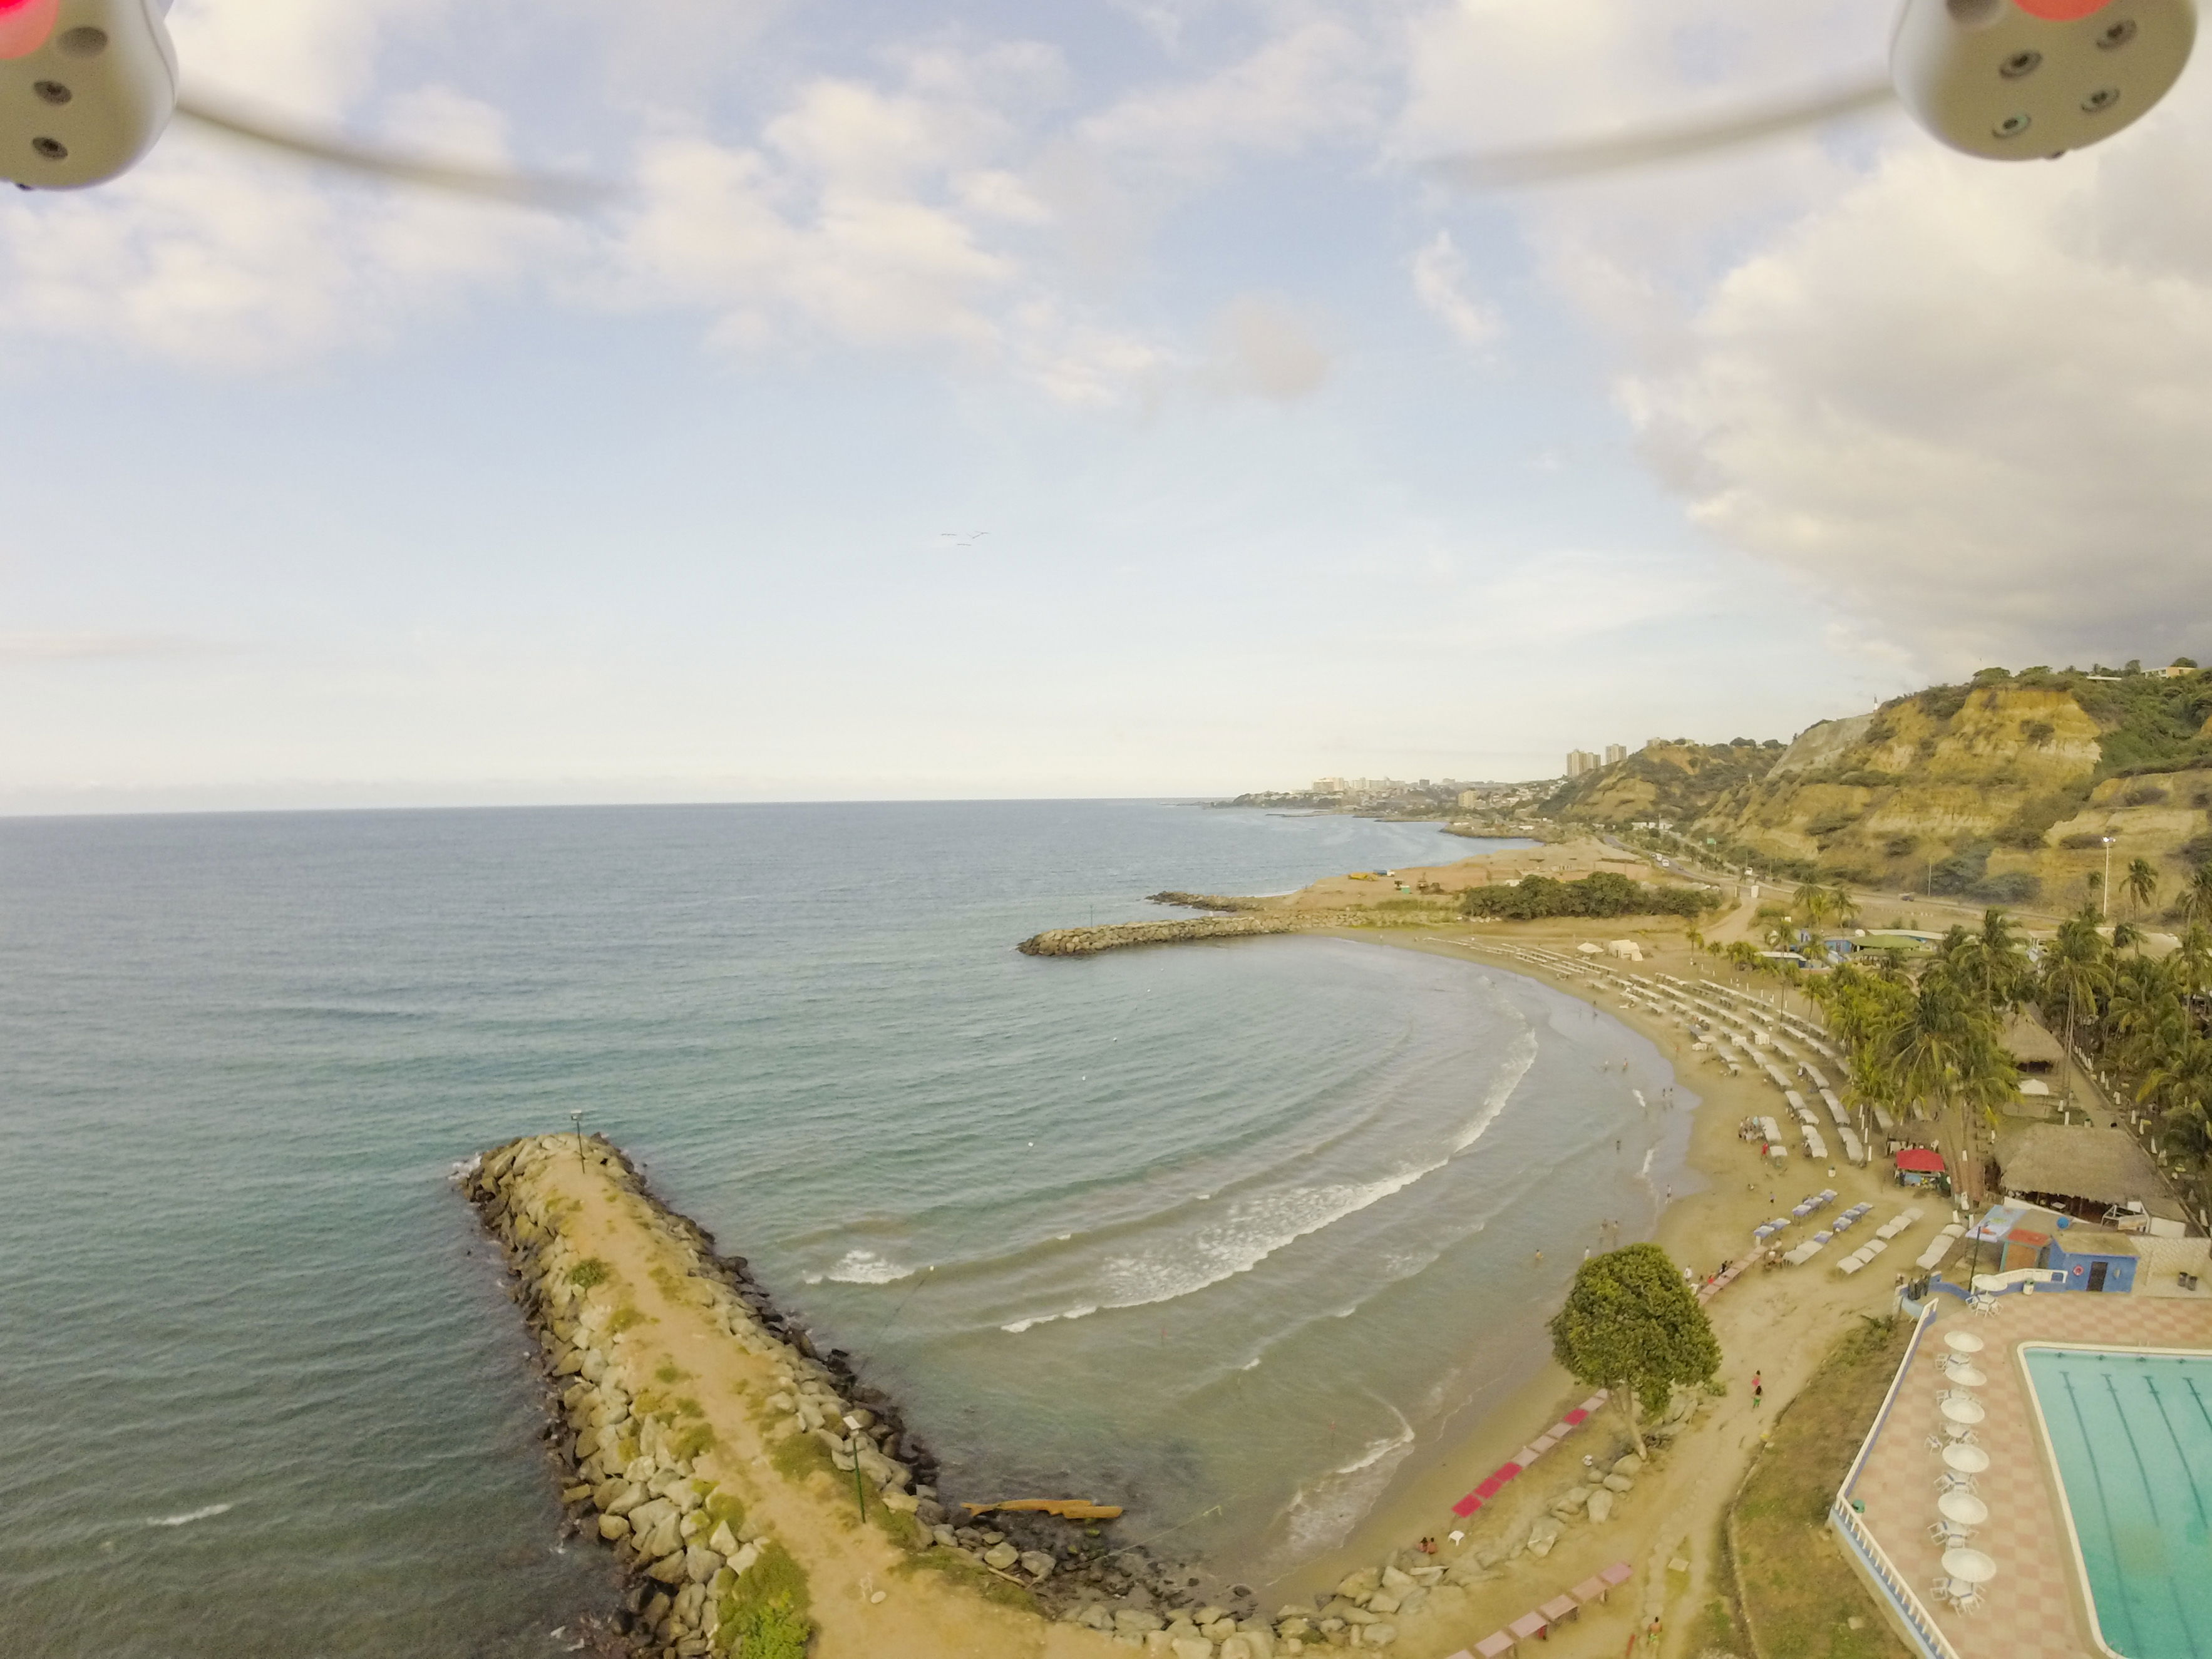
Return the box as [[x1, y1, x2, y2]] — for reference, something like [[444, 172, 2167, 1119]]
[[1566, 750, 1600, 778], [1605, 744, 1627, 766], [1458, 789, 1481, 808], [1311, 778, 1345, 794]]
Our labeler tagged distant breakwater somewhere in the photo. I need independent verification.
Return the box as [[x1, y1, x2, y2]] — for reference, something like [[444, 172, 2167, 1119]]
[[1146, 891, 1278, 912], [1019, 910, 1453, 957]]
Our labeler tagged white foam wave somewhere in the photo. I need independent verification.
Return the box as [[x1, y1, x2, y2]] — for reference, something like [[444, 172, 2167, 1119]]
[[1453, 1025, 1536, 1153], [147, 1503, 232, 1527], [1632, 1089, 1647, 1111], [1279, 1398, 1418, 1556], [825, 1250, 915, 1286], [997, 1023, 1538, 1333]]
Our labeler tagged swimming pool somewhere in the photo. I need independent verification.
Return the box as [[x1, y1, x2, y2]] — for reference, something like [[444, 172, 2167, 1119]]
[[2021, 1345, 2212, 1659]]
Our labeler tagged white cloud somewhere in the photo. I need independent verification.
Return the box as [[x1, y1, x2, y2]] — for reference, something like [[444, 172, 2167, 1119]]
[[1200, 293, 1332, 401], [1620, 71, 2212, 669], [0, 632, 229, 662], [1409, 230, 1501, 348], [1079, 16, 1385, 180]]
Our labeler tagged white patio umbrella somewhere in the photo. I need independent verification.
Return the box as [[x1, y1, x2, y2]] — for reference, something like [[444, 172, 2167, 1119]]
[[1942, 1444, 1992, 1474], [1941, 1397, 1987, 1426], [1943, 1331, 1985, 1354], [1939, 1492, 1990, 1526], [1942, 1548, 1997, 1585]]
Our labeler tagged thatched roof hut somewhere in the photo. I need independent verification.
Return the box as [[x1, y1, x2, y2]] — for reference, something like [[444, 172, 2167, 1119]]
[[2002, 1015, 2065, 1072], [1996, 1124, 2166, 1213]]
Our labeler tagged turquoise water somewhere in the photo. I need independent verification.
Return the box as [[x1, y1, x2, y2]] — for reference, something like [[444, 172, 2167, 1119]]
[[2024, 1347, 2212, 1658], [0, 803, 1694, 1656]]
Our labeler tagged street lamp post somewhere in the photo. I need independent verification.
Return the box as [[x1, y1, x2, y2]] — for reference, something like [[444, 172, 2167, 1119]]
[[2101, 837, 2116, 920], [570, 1110, 586, 1172]]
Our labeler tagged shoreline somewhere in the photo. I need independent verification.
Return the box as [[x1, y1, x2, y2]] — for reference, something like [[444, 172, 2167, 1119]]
[[1283, 920, 1929, 1653]]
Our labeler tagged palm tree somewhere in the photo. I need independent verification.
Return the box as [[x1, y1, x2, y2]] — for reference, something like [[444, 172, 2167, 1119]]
[[1877, 962, 2017, 1204], [2042, 911, 2115, 1114], [2126, 857, 2161, 918], [1793, 883, 1833, 930], [2178, 924, 2212, 1001], [2178, 865, 2212, 930]]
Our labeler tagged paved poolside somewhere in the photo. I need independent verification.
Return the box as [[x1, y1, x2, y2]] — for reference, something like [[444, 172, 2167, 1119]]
[[1844, 1292, 2212, 1658]]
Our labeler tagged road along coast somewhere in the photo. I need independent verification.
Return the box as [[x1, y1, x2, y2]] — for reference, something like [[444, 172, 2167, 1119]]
[[463, 1134, 1332, 1658]]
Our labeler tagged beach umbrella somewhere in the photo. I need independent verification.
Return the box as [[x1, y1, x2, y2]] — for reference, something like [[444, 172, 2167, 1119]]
[[1940, 1364, 1987, 1387], [1943, 1331, 1985, 1354], [1942, 1548, 1998, 1586], [1939, 1491, 1990, 1526], [1942, 1442, 1991, 1474], [1940, 1396, 1986, 1425]]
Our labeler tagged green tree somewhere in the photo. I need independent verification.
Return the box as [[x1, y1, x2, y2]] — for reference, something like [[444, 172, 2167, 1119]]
[[1547, 1244, 1720, 1459], [2042, 910, 2116, 1116], [2126, 857, 2162, 918], [1876, 962, 2017, 1204], [2178, 865, 2212, 930]]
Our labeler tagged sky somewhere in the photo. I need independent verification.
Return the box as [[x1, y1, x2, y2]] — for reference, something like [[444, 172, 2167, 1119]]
[[5, 0, 2211, 813]]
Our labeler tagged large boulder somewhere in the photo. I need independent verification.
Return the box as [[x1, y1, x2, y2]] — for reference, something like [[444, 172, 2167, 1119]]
[[1587, 1487, 1616, 1524], [1335, 1567, 1382, 1603], [637, 1514, 684, 1561], [1114, 1608, 1166, 1634], [1527, 1518, 1563, 1558], [983, 1542, 1021, 1571], [707, 1522, 739, 1558], [684, 1544, 723, 1584], [1364, 1625, 1399, 1647], [1019, 1551, 1056, 1579], [647, 1552, 689, 1585], [1170, 1640, 1215, 1659]]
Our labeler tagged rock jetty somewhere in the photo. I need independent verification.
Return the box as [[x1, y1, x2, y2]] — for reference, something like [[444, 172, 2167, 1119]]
[[1145, 892, 1277, 913], [460, 1133, 1270, 1657], [1019, 915, 1327, 955]]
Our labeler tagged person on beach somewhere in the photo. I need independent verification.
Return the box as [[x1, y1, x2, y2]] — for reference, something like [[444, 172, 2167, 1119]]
[[1752, 1370, 1763, 1404]]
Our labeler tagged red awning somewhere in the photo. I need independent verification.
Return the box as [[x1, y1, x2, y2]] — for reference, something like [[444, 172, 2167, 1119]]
[[1894, 1149, 1947, 1174]]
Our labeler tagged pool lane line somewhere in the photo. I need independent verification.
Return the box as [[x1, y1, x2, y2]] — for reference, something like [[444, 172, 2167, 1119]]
[[2096, 1367, 2196, 1653], [2140, 1373, 2211, 1538], [2060, 1369, 2149, 1653]]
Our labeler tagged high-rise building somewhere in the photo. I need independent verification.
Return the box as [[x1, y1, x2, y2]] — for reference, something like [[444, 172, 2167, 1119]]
[[1458, 789, 1481, 808], [1566, 750, 1600, 778], [1605, 744, 1627, 766]]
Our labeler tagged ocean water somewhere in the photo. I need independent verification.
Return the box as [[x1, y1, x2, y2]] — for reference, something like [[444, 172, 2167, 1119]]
[[0, 802, 1695, 1655]]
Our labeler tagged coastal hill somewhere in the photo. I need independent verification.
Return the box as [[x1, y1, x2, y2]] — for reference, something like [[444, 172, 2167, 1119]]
[[1538, 664, 2212, 910]]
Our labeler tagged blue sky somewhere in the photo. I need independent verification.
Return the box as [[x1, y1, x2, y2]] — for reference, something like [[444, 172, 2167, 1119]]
[[6, 0, 2211, 811]]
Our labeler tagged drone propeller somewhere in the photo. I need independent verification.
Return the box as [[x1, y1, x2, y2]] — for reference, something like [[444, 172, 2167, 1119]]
[[173, 90, 610, 209], [1426, 74, 1896, 188]]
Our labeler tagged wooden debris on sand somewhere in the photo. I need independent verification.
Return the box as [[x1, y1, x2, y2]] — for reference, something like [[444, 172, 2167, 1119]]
[[962, 1498, 1124, 1521]]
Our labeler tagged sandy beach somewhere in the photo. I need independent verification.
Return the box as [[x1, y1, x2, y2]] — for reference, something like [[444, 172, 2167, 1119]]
[[1258, 886, 1939, 1655]]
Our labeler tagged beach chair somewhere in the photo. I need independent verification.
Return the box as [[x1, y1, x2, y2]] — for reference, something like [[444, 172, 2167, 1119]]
[[1928, 1519, 1973, 1546], [1937, 1472, 1978, 1496]]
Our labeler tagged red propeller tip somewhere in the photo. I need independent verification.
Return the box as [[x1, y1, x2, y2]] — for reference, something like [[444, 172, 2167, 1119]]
[[2011, 0, 2121, 19], [0, 0, 59, 61]]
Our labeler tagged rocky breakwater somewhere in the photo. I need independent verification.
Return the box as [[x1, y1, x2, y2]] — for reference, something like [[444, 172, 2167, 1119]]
[[1145, 893, 1279, 913], [1015, 906, 1459, 957], [462, 1134, 851, 1657], [460, 1133, 1222, 1658]]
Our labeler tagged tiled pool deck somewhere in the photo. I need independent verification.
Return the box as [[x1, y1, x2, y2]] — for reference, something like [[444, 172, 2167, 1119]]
[[1841, 1292, 2212, 1658]]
